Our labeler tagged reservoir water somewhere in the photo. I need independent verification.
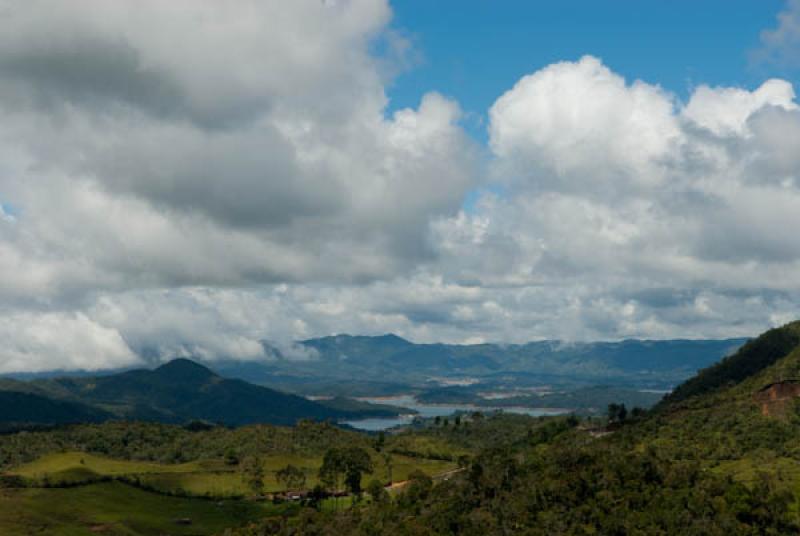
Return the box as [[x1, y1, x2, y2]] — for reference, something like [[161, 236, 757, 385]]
[[341, 395, 568, 431]]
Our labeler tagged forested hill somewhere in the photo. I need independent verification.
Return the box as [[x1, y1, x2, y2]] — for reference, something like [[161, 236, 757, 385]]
[[0, 391, 112, 430], [658, 321, 800, 408], [0, 359, 407, 427]]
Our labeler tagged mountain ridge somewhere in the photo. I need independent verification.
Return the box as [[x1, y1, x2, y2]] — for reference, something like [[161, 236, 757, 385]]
[[1, 335, 748, 386], [232, 335, 751, 395], [658, 321, 800, 409], [0, 359, 410, 428]]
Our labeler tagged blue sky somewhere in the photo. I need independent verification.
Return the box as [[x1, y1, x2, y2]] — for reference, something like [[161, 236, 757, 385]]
[[388, 0, 793, 140]]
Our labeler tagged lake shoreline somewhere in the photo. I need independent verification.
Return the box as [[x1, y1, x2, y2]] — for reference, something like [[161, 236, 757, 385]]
[[340, 394, 569, 431]]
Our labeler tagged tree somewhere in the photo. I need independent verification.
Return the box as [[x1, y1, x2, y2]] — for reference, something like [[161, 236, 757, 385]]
[[607, 403, 628, 424], [382, 451, 393, 484], [399, 470, 433, 511], [367, 478, 388, 504], [374, 431, 385, 452], [342, 447, 373, 497], [319, 448, 346, 499], [276, 464, 306, 491], [224, 448, 239, 466], [241, 456, 265, 496], [318, 446, 374, 504], [566, 414, 580, 427]]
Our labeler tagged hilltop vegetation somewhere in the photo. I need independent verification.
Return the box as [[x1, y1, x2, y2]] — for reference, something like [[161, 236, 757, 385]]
[[0, 420, 373, 470], [660, 321, 800, 407]]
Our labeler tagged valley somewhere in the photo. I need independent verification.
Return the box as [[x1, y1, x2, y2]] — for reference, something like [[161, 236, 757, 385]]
[[0, 334, 733, 432], [228, 335, 748, 394], [2, 324, 799, 534]]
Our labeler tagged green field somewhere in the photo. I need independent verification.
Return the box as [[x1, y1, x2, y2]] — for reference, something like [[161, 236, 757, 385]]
[[13, 452, 218, 479], [9, 450, 456, 497], [133, 454, 454, 497], [0, 449, 456, 534], [0, 481, 286, 535], [0, 416, 511, 536]]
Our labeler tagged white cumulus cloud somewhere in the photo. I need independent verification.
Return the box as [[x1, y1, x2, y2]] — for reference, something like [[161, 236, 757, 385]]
[[1, 5, 800, 372]]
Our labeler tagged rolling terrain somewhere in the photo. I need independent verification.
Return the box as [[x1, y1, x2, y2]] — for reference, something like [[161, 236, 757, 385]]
[[0, 418, 487, 534], [0, 335, 749, 423], [0, 359, 412, 428]]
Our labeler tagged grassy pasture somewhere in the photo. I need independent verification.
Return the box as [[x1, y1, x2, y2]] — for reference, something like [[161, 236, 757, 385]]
[[0, 446, 457, 533], [7, 450, 457, 496], [12, 452, 215, 479], [135, 453, 454, 496], [0, 481, 287, 535], [3, 449, 451, 533]]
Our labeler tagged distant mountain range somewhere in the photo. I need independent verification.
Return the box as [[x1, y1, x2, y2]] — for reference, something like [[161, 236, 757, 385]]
[[0, 359, 411, 429], [0, 335, 751, 426], [212, 334, 749, 395]]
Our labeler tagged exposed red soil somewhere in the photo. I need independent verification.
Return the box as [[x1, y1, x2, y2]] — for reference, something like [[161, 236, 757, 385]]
[[753, 381, 800, 416]]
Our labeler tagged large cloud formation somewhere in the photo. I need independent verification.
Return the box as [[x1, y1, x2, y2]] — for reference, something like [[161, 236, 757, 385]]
[[0, 0, 475, 293], [435, 56, 800, 341], [0, 1, 799, 372], [0, 0, 476, 371]]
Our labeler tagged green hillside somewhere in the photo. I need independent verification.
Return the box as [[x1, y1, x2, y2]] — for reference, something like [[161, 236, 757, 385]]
[[0, 392, 112, 429], [659, 321, 800, 407], [0, 359, 410, 427], [634, 322, 800, 462]]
